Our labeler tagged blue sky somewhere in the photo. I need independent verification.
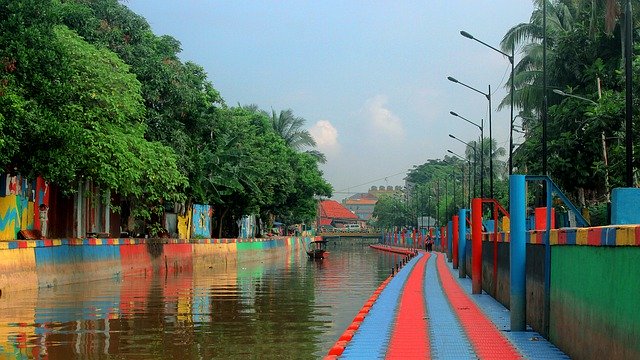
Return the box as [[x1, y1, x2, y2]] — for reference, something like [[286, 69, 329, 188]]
[[125, 1, 535, 200]]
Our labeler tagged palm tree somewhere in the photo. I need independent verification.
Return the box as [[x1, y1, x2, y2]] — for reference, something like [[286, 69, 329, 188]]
[[499, 0, 579, 114], [499, 0, 634, 115], [269, 109, 315, 149], [269, 109, 326, 163], [240, 105, 327, 163]]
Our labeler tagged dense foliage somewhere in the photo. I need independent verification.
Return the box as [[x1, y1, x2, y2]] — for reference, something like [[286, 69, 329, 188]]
[[375, 0, 639, 228], [0, 0, 331, 236], [501, 0, 640, 207]]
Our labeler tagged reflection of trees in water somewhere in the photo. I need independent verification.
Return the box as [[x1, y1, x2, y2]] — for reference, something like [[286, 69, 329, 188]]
[[202, 259, 321, 359], [6, 242, 399, 359]]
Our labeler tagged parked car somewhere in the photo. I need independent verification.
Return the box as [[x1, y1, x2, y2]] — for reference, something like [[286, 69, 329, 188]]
[[319, 225, 337, 232], [345, 224, 361, 232]]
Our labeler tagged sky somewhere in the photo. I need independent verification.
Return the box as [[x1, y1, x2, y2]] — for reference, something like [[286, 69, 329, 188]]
[[124, 0, 536, 200]]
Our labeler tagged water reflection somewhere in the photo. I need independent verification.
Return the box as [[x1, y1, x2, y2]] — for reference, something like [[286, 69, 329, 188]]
[[0, 238, 398, 359]]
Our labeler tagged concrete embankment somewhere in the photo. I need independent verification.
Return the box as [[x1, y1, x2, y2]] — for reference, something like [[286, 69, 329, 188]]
[[0, 236, 313, 294]]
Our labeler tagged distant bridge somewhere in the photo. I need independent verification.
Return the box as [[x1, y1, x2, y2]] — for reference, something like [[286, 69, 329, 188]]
[[318, 230, 382, 240]]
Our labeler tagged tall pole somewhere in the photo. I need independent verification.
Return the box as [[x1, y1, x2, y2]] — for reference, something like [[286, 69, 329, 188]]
[[542, 0, 548, 175], [452, 170, 457, 211], [436, 179, 440, 227], [445, 177, 448, 221], [467, 161, 471, 207], [480, 122, 484, 198], [447, 148, 471, 207], [510, 175, 527, 330], [488, 85, 493, 199], [459, 31, 514, 180], [624, 0, 633, 186], [449, 113, 483, 198], [427, 192, 431, 229], [448, 77, 489, 196], [472, 149, 477, 199], [509, 43, 515, 175]]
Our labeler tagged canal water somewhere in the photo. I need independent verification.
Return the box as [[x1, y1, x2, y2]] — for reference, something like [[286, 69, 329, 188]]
[[0, 238, 404, 359]]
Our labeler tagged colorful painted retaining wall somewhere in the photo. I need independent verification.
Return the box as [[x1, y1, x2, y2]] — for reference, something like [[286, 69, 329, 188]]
[[0, 175, 49, 240], [478, 225, 640, 360], [0, 236, 312, 294]]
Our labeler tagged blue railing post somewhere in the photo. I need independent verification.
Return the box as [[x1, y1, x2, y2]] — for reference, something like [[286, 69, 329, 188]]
[[509, 175, 526, 331], [458, 208, 467, 278]]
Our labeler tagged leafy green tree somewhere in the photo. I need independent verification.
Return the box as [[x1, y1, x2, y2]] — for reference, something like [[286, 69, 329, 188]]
[[372, 195, 411, 229], [268, 108, 326, 164], [500, 0, 640, 207], [0, 1, 187, 233], [1, 0, 334, 238]]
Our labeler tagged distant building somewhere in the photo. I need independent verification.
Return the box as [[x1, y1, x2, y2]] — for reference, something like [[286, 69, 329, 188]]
[[343, 193, 377, 221], [368, 185, 404, 199], [340, 186, 405, 222]]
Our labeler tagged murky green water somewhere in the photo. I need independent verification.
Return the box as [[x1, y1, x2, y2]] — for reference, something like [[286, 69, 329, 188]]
[[0, 239, 402, 359]]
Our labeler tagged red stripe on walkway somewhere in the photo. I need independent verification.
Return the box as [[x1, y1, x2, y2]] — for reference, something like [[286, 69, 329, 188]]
[[436, 254, 522, 359], [385, 253, 430, 359]]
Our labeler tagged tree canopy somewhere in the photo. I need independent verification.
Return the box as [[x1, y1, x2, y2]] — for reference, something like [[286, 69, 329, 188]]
[[0, 0, 332, 236]]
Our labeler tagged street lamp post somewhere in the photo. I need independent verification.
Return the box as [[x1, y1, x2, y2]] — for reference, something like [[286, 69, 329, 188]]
[[460, 30, 515, 175], [449, 134, 478, 199], [448, 76, 494, 199], [624, 0, 633, 187], [552, 89, 597, 105], [443, 159, 458, 215], [436, 179, 440, 226], [450, 111, 484, 198], [448, 149, 472, 208]]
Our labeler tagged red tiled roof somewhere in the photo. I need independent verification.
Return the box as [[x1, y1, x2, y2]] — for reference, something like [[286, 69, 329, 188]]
[[320, 218, 332, 226], [320, 200, 358, 220]]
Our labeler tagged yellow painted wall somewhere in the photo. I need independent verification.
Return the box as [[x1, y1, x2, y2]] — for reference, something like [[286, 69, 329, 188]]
[[177, 209, 192, 239], [0, 247, 38, 293]]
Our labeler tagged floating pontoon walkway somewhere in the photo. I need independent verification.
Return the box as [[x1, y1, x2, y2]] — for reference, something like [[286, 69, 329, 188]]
[[327, 248, 569, 359]]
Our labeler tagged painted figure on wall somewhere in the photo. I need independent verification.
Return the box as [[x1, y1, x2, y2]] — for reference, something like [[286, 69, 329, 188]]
[[39, 203, 48, 238]]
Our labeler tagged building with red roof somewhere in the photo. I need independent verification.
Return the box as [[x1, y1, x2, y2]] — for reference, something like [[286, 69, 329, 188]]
[[318, 200, 359, 229]]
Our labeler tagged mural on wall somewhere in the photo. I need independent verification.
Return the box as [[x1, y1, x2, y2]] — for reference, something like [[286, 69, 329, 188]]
[[238, 215, 256, 239], [0, 175, 33, 240], [0, 175, 49, 240], [177, 210, 192, 240], [191, 205, 212, 238]]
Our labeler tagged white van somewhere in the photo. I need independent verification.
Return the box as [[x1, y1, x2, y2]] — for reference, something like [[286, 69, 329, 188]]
[[345, 224, 361, 231]]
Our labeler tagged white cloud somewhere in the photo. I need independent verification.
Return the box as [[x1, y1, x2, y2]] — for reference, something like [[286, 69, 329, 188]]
[[309, 120, 340, 155], [364, 95, 405, 138]]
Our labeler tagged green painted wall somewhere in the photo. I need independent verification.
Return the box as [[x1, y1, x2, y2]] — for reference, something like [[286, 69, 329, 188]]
[[550, 246, 640, 360]]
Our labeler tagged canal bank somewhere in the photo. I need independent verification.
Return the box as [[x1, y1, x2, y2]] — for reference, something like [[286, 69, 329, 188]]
[[0, 236, 314, 294]]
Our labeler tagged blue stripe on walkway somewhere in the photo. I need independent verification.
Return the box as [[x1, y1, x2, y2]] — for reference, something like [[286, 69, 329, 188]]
[[425, 252, 476, 359], [341, 252, 422, 359]]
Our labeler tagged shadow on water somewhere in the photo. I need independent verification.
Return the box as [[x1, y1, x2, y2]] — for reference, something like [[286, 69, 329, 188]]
[[0, 238, 399, 359]]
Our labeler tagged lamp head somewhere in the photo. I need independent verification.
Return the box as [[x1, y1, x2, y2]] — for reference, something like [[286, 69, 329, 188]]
[[460, 30, 474, 39], [447, 76, 458, 83], [450, 111, 459, 117], [552, 89, 566, 96], [448, 134, 455, 139], [447, 150, 454, 154]]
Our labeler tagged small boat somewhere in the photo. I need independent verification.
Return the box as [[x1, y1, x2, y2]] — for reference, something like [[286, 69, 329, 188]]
[[306, 240, 328, 259]]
